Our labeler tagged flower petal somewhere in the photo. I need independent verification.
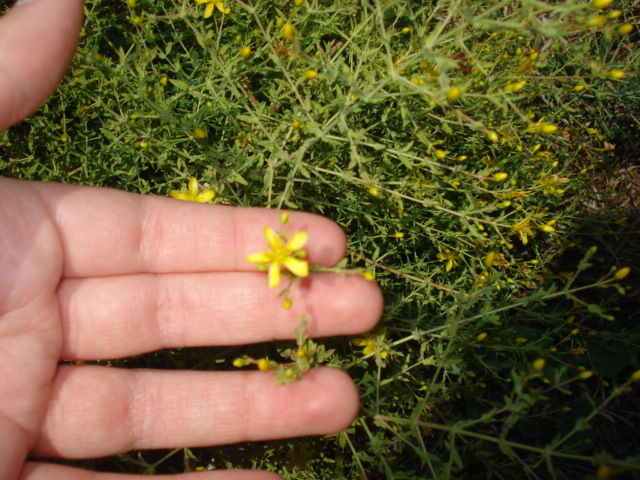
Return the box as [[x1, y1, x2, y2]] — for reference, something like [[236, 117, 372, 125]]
[[169, 191, 188, 200], [188, 177, 198, 196], [195, 0, 210, 3], [283, 257, 309, 278], [268, 262, 281, 289], [286, 231, 308, 251], [204, 2, 214, 17], [264, 226, 283, 250], [246, 252, 273, 264], [195, 190, 215, 203]]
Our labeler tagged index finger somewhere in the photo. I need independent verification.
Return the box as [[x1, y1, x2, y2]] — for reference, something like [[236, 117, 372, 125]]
[[32, 181, 347, 277]]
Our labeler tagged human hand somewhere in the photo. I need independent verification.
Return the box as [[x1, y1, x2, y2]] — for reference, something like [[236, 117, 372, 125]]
[[0, 179, 383, 479], [0, 1, 383, 478]]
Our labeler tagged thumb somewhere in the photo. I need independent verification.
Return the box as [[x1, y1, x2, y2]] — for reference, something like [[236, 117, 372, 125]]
[[0, 0, 84, 131]]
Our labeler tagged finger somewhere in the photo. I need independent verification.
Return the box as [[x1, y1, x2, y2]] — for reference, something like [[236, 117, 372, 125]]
[[33, 367, 359, 459], [21, 463, 282, 480], [58, 272, 383, 359], [0, 0, 83, 131], [21, 464, 282, 480], [20, 180, 346, 277]]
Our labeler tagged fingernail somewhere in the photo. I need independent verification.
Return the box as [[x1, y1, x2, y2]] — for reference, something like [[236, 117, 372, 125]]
[[13, 0, 36, 6]]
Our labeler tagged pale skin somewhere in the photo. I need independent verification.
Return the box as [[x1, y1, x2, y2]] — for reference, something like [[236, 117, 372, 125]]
[[0, 0, 384, 478]]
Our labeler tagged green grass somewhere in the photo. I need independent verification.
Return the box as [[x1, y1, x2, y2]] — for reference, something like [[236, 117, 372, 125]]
[[2, 0, 640, 478]]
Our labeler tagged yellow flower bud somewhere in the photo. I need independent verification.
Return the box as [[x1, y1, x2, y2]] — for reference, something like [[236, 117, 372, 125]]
[[617, 23, 633, 35], [368, 186, 379, 196], [608, 9, 622, 19], [193, 127, 206, 139], [586, 15, 607, 28], [240, 46, 252, 59], [257, 358, 271, 372], [614, 267, 631, 280], [232, 358, 246, 368], [160, 76, 168, 86], [276, 18, 285, 28], [304, 69, 318, 80], [297, 349, 307, 358], [512, 80, 527, 92], [447, 86, 461, 101], [596, 466, 612, 480], [487, 130, 499, 142], [573, 85, 585, 92], [363, 271, 375, 281], [282, 23, 295, 40], [492, 172, 509, 182], [294, 0, 304, 6], [282, 298, 292, 310], [292, 120, 303, 130], [476, 332, 488, 342], [127, 0, 136, 7], [590, 0, 613, 8], [133, 16, 142, 25], [533, 358, 546, 372], [608, 69, 625, 79], [435, 149, 446, 159], [484, 251, 496, 268], [578, 371, 594, 380], [630, 370, 640, 382], [540, 225, 556, 233]]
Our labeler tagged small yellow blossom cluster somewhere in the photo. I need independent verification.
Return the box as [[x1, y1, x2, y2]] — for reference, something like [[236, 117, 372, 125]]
[[510, 211, 557, 245], [352, 331, 389, 361], [236, 213, 383, 380]]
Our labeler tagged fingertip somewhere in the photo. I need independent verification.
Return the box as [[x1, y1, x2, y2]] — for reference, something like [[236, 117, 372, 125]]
[[298, 273, 384, 337], [0, 0, 84, 130], [287, 211, 347, 267], [298, 367, 360, 435]]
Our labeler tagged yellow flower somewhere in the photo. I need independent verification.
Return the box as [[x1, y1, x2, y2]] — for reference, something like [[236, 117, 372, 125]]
[[246, 226, 309, 289], [195, 0, 230, 18], [437, 247, 458, 272], [513, 217, 534, 245], [170, 177, 215, 203], [352, 332, 389, 359]]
